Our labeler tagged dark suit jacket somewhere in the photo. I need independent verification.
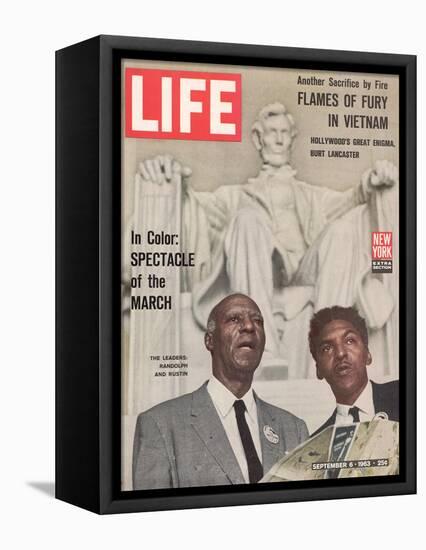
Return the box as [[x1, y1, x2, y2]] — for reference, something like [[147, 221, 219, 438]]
[[133, 382, 308, 490], [310, 380, 399, 438]]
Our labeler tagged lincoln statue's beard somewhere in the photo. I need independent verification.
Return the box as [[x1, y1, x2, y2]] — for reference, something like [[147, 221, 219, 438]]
[[260, 147, 292, 169]]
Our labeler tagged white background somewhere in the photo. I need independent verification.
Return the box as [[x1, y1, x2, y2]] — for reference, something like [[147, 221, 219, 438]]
[[1, 1, 423, 548]]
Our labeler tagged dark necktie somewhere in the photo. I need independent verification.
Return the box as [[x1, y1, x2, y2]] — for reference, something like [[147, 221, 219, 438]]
[[349, 406, 360, 423], [233, 400, 263, 483]]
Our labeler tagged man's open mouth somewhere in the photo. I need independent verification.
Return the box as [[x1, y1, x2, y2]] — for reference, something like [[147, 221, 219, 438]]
[[238, 341, 256, 350], [335, 362, 352, 375]]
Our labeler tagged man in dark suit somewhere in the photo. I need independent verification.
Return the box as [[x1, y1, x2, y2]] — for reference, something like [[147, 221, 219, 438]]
[[133, 293, 308, 490], [309, 306, 399, 438]]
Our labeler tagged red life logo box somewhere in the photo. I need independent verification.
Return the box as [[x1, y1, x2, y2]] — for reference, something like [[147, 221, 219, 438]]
[[125, 68, 241, 141]]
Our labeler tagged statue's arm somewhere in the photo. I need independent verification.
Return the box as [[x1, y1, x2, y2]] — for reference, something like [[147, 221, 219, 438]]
[[137, 155, 232, 234], [321, 160, 398, 222]]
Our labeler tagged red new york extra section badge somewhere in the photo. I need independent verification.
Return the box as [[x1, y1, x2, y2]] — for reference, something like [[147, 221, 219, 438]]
[[372, 231, 393, 273]]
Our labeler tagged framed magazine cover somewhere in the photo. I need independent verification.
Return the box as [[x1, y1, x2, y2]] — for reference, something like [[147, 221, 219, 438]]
[[56, 35, 416, 514]]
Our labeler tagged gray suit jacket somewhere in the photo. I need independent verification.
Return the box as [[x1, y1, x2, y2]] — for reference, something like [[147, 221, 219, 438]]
[[133, 382, 308, 489]]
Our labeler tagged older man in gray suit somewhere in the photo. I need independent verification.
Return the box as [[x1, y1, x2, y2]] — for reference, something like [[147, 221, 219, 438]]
[[133, 293, 308, 490]]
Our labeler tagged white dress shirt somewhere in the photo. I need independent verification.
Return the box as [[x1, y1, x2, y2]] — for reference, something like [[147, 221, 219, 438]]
[[335, 381, 375, 426], [207, 377, 262, 483]]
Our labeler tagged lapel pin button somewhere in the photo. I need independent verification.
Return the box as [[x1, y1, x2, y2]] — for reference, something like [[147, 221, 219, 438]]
[[263, 425, 279, 444], [373, 411, 389, 420]]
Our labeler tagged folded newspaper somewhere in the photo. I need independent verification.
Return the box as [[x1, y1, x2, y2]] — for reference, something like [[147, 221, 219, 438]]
[[261, 420, 399, 482]]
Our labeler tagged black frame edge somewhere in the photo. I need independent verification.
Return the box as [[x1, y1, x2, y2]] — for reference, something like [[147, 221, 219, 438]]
[[55, 36, 102, 513], [402, 54, 417, 495], [100, 34, 415, 67]]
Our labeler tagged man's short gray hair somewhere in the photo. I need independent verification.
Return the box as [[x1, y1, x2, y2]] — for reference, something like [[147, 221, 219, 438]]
[[252, 102, 297, 139], [206, 317, 216, 335]]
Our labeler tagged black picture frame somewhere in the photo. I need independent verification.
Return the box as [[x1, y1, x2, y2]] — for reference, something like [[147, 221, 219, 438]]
[[56, 35, 416, 514]]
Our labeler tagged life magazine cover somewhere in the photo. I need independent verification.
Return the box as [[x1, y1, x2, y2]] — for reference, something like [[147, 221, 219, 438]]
[[121, 59, 399, 491]]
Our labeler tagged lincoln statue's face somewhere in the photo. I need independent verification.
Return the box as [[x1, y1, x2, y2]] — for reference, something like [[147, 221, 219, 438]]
[[259, 113, 293, 168]]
